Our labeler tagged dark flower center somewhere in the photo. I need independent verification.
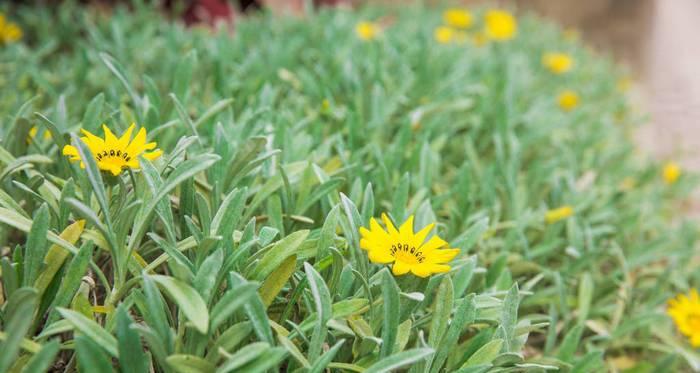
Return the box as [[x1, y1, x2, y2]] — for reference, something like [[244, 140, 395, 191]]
[[390, 242, 425, 263], [95, 149, 131, 163]]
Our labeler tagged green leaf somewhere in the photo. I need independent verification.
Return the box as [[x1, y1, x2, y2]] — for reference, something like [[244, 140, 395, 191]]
[[20, 339, 60, 373], [430, 295, 476, 373], [99, 52, 142, 120], [249, 230, 309, 281], [317, 204, 340, 261], [150, 275, 209, 334], [366, 348, 435, 373], [0, 208, 82, 259], [23, 203, 50, 287], [75, 336, 115, 373], [0, 288, 38, 372], [210, 187, 246, 244], [228, 347, 287, 373], [57, 308, 118, 357], [259, 254, 297, 307], [167, 354, 216, 373], [194, 249, 223, 304], [578, 272, 594, 323], [81, 93, 104, 130], [217, 342, 270, 373], [304, 262, 332, 363], [46, 241, 93, 325], [557, 324, 584, 362], [206, 322, 252, 363], [210, 283, 259, 332], [117, 306, 148, 373], [429, 275, 454, 349], [129, 153, 220, 251], [462, 339, 503, 367], [380, 270, 400, 358], [308, 339, 345, 373], [194, 98, 234, 129], [228, 273, 273, 343], [501, 283, 520, 351], [277, 334, 310, 368], [172, 50, 196, 102]]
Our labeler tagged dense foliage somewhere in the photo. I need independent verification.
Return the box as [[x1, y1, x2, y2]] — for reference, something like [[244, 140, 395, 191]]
[[0, 2, 698, 372]]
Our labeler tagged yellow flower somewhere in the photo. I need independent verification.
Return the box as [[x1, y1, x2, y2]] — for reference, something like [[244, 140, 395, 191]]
[[28, 126, 53, 142], [484, 9, 517, 41], [663, 162, 681, 185], [355, 21, 380, 41], [443, 8, 473, 29], [545, 205, 574, 224], [0, 13, 22, 45], [359, 214, 460, 278], [557, 90, 580, 111], [617, 77, 632, 92], [668, 289, 700, 347], [434, 26, 455, 44], [542, 52, 574, 74], [62, 124, 162, 176]]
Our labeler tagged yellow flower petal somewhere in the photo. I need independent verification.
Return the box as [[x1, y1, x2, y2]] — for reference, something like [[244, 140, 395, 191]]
[[557, 90, 579, 112], [542, 52, 574, 74], [484, 9, 517, 41], [545, 205, 574, 224], [663, 162, 681, 185], [392, 260, 411, 276], [443, 8, 473, 29], [359, 214, 459, 278]]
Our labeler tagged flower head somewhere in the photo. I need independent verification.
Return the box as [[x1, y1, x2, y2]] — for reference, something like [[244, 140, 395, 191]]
[[617, 77, 632, 92], [443, 8, 473, 29], [0, 14, 22, 45], [63, 124, 162, 176], [545, 205, 574, 224], [663, 162, 681, 185], [27, 126, 52, 143], [355, 21, 380, 41], [557, 90, 580, 111], [360, 214, 459, 278], [484, 9, 517, 41], [543, 52, 574, 74], [434, 26, 455, 44], [668, 289, 700, 347]]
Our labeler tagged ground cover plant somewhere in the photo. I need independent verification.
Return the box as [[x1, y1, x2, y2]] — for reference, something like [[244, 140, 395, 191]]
[[1, 1, 699, 372]]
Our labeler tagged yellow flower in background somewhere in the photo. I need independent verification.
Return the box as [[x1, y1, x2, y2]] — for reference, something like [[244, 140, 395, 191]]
[[434, 26, 455, 44], [359, 214, 460, 278], [28, 126, 53, 142], [63, 124, 162, 176], [484, 9, 517, 41], [0, 13, 23, 45], [355, 21, 380, 41], [617, 77, 632, 92], [663, 162, 681, 185], [557, 90, 580, 111], [545, 205, 574, 224], [668, 289, 700, 347], [443, 8, 473, 29], [543, 52, 574, 74]]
